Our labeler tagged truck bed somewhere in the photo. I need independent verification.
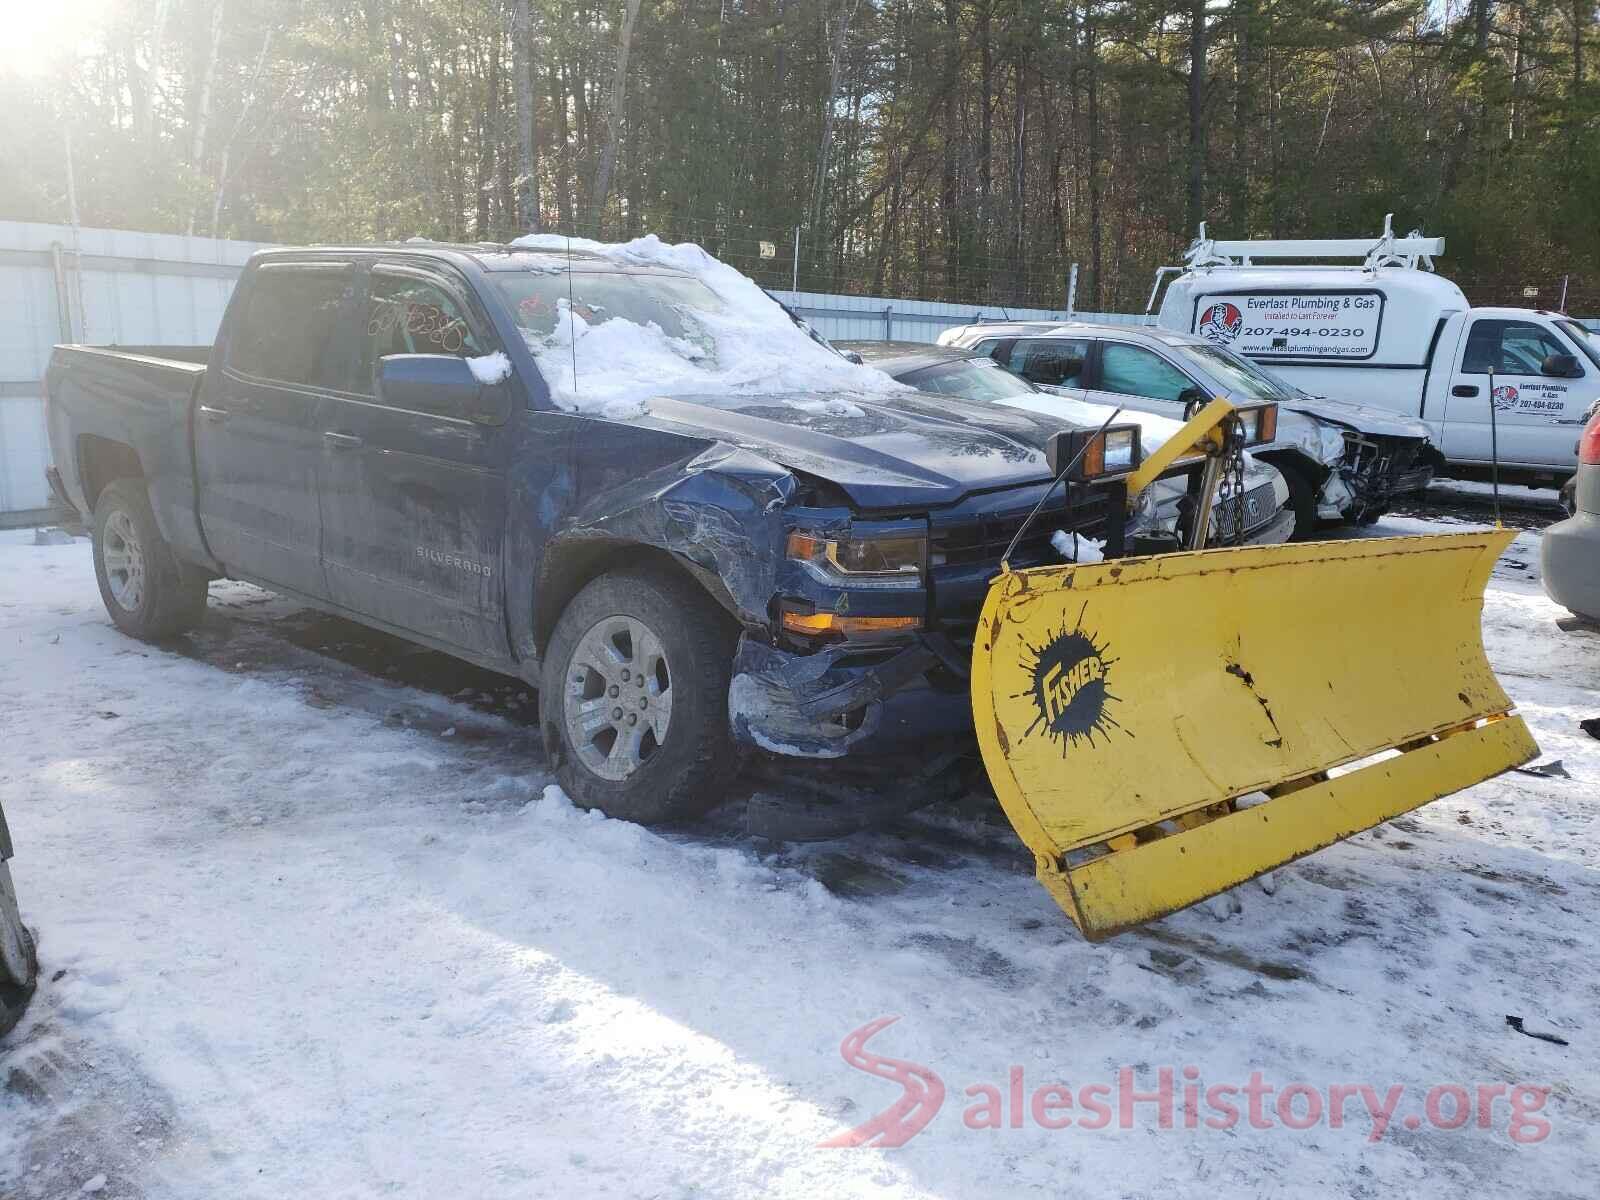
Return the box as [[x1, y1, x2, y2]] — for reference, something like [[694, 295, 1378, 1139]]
[[44, 344, 213, 561]]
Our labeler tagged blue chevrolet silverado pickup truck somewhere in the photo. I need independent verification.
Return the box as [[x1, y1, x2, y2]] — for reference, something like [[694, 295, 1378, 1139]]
[[44, 241, 1152, 827]]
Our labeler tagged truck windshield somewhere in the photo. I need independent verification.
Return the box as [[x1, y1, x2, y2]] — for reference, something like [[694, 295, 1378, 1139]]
[[493, 271, 723, 352], [1555, 319, 1600, 372], [1171, 342, 1297, 404], [487, 261, 904, 415]]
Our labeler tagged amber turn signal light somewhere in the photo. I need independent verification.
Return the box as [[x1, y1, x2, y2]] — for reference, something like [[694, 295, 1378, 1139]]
[[780, 612, 922, 636]]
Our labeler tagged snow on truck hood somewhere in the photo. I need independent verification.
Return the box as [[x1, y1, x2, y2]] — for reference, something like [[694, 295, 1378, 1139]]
[[504, 234, 907, 418]]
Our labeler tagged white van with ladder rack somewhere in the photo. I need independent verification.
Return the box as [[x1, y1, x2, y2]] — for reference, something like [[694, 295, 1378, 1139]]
[[1152, 216, 1599, 487]]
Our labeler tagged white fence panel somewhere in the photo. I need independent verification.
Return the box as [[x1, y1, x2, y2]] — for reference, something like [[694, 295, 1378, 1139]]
[[0, 221, 264, 519], [769, 288, 1153, 345]]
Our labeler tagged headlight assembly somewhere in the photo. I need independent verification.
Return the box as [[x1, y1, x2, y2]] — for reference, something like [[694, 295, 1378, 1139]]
[[786, 529, 926, 586], [1319, 422, 1348, 464]]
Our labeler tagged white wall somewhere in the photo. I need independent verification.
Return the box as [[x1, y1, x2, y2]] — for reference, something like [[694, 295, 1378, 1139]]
[[0, 221, 266, 516], [769, 288, 1153, 345]]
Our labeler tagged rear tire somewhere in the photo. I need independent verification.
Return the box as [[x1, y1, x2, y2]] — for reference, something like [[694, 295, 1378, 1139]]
[[0, 864, 35, 1039], [93, 479, 209, 640], [541, 567, 737, 825]]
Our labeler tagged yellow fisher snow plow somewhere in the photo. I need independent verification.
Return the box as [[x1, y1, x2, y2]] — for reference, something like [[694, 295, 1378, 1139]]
[[971, 401, 1537, 940]]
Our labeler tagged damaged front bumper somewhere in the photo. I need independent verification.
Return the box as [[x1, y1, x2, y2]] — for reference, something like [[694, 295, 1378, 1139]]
[[729, 634, 976, 759], [1335, 433, 1435, 519]]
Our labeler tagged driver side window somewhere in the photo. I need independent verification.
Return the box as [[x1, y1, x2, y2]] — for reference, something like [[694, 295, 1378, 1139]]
[[359, 273, 487, 395], [1462, 320, 1579, 376], [1098, 343, 1196, 403]]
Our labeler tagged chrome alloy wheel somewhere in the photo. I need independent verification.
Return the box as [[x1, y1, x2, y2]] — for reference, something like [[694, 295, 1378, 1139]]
[[102, 509, 147, 612], [561, 615, 673, 781]]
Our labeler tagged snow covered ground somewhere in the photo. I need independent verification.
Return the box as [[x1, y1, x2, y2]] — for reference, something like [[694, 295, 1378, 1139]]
[[1, 518, 1596, 1199]]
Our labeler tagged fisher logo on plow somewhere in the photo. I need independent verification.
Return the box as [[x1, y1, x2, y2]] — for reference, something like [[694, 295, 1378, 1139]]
[[1197, 301, 1243, 344], [1022, 606, 1127, 752]]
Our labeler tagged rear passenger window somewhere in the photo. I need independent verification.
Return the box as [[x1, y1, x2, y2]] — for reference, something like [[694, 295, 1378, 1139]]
[[1009, 338, 1090, 387], [359, 273, 488, 394], [228, 265, 353, 388], [1098, 343, 1196, 403]]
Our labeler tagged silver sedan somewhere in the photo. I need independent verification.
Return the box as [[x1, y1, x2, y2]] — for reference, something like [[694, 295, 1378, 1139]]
[[1543, 409, 1600, 625]]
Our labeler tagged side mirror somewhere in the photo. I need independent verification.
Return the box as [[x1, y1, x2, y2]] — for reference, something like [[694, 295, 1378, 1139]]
[[1541, 353, 1582, 379], [1177, 385, 1209, 412], [377, 354, 511, 425]]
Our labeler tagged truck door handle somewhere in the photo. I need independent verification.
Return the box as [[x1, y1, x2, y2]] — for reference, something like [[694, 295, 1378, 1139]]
[[198, 405, 229, 423], [322, 431, 363, 450], [1452, 384, 1480, 398]]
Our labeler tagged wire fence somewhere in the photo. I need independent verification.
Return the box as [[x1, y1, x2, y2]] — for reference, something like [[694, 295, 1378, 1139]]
[[541, 214, 1089, 311], [1454, 275, 1598, 313], [541, 211, 1600, 316]]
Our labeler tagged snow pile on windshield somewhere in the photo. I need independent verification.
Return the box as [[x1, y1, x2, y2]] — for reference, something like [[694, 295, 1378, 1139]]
[[507, 234, 904, 417]]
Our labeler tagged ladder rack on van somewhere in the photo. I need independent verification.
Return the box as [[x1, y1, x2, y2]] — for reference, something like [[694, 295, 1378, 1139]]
[[1146, 214, 1445, 312], [1185, 214, 1444, 272]]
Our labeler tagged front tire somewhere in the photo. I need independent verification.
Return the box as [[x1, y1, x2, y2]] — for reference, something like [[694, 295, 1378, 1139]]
[[1273, 460, 1321, 541], [92, 479, 209, 640], [541, 567, 737, 824]]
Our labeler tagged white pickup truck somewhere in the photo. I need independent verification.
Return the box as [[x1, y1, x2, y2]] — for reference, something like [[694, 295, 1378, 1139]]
[[1151, 218, 1598, 488]]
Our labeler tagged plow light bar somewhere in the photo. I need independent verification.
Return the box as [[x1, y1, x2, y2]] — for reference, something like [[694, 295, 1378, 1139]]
[[1047, 424, 1143, 482], [1235, 401, 1279, 447]]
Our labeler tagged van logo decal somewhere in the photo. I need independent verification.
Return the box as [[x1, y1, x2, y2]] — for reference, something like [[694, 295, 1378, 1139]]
[[1197, 301, 1244, 344], [1491, 384, 1520, 411], [1019, 604, 1126, 752]]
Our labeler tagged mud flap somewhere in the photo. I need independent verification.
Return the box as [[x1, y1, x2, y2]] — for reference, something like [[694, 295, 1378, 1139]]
[[971, 530, 1538, 940]]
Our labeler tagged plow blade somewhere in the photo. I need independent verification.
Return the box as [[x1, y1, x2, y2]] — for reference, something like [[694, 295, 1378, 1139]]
[[971, 530, 1537, 940]]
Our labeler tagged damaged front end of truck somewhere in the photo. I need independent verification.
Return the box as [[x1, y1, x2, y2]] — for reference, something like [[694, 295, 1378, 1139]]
[[531, 392, 1142, 838]]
